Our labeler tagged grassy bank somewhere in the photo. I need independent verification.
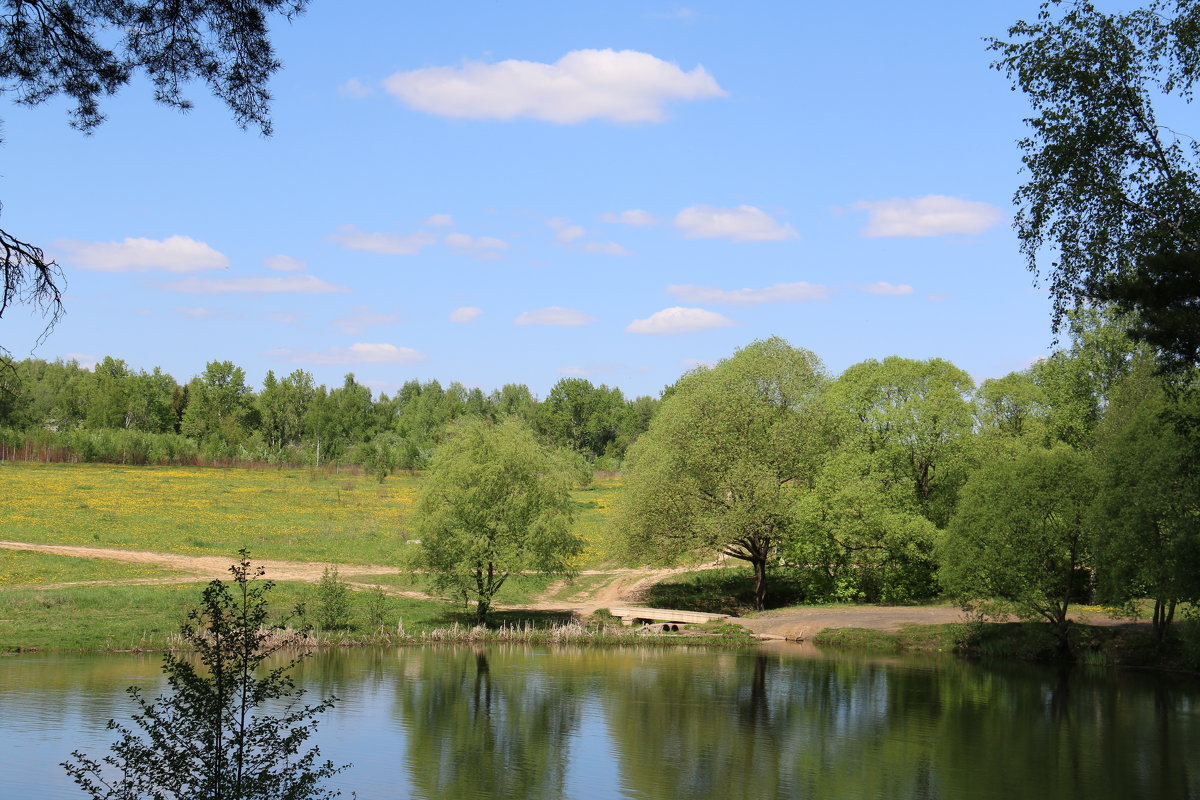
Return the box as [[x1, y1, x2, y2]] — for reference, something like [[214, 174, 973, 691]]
[[0, 570, 754, 653], [813, 619, 1200, 671]]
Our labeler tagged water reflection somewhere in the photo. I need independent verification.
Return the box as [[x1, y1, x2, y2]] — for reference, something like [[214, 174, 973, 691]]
[[394, 647, 582, 800], [1, 646, 1197, 800]]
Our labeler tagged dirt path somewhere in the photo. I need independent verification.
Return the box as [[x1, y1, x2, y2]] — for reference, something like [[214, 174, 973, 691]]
[[9, 541, 1127, 637], [0, 540, 403, 582], [737, 606, 968, 639], [0, 540, 436, 599]]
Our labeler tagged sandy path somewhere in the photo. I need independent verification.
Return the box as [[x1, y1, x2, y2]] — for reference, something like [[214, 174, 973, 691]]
[[0, 540, 403, 582], [737, 606, 968, 639], [11, 541, 1127, 638]]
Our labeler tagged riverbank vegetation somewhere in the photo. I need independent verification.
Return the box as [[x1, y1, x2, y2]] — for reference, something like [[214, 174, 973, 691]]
[[814, 618, 1200, 672]]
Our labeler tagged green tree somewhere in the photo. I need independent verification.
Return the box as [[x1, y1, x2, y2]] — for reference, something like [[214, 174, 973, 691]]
[[990, 0, 1200, 368], [257, 369, 316, 450], [536, 378, 626, 460], [794, 450, 941, 603], [1, 0, 310, 356], [62, 552, 345, 799], [84, 357, 132, 430], [354, 431, 406, 483], [489, 383, 538, 422], [616, 338, 829, 611], [1092, 357, 1200, 646], [411, 417, 581, 624], [181, 361, 254, 447], [1030, 308, 1140, 448], [829, 356, 976, 527], [976, 369, 1050, 442], [940, 446, 1098, 654]]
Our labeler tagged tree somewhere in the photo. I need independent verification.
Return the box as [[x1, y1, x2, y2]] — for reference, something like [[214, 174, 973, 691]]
[[1, 0, 309, 355], [258, 369, 316, 450], [940, 446, 1098, 655], [616, 338, 830, 611], [1029, 307, 1140, 448], [976, 370, 1050, 442], [63, 552, 345, 799], [181, 361, 254, 446], [828, 356, 976, 528], [411, 417, 581, 624], [990, 0, 1200, 368], [794, 449, 941, 603], [536, 378, 626, 460], [1092, 356, 1200, 647]]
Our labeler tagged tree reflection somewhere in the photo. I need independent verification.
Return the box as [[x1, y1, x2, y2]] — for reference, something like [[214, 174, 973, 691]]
[[393, 646, 582, 800]]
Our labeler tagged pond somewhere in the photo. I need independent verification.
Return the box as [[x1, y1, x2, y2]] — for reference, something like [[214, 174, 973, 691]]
[[2, 643, 1198, 799]]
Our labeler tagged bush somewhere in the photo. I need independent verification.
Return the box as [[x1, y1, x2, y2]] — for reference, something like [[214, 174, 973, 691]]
[[312, 566, 352, 631], [362, 585, 389, 630]]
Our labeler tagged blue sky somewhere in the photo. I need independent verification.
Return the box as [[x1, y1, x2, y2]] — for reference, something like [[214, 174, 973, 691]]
[[2, 1, 1055, 399]]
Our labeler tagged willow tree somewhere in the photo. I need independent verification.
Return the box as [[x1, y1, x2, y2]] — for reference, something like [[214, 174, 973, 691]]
[[616, 338, 829, 611], [411, 417, 581, 624]]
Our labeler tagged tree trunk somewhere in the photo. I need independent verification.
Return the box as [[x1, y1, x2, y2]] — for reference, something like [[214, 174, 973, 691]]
[[752, 556, 767, 611], [1152, 597, 1177, 650]]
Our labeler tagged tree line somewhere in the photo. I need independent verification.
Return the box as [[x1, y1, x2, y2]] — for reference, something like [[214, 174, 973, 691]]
[[613, 321, 1200, 654], [0, 358, 657, 473]]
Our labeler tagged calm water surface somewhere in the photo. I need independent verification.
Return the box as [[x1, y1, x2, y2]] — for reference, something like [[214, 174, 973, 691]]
[[1, 643, 1198, 799]]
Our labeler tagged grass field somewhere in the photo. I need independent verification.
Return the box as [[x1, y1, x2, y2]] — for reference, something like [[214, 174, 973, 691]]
[[0, 462, 627, 651], [0, 577, 458, 652], [0, 462, 622, 567], [0, 550, 185, 587]]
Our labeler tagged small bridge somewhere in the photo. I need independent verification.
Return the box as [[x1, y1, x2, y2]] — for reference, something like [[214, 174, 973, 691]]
[[609, 606, 732, 627]]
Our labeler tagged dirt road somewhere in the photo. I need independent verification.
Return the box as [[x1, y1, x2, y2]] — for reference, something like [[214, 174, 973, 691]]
[[3, 540, 1127, 636]]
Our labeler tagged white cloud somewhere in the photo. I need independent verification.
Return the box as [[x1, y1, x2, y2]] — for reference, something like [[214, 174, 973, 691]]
[[57, 235, 228, 273], [557, 364, 620, 376], [445, 232, 509, 254], [513, 306, 597, 327], [449, 306, 483, 323], [382, 49, 725, 124], [174, 306, 225, 319], [547, 217, 586, 242], [648, 7, 696, 20], [626, 306, 735, 335], [332, 306, 401, 334], [600, 209, 659, 226], [674, 205, 799, 242], [163, 275, 349, 294], [583, 241, 632, 256], [62, 352, 98, 370], [853, 195, 1004, 238], [926, 292, 951, 303], [338, 78, 373, 98], [267, 312, 301, 324], [424, 213, 454, 227], [266, 343, 427, 365], [852, 281, 914, 296], [264, 254, 306, 272], [327, 225, 436, 255], [667, 281, 830, 305]]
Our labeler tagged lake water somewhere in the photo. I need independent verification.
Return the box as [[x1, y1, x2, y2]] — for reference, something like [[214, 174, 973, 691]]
[[2, 643, 1198, 799]]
